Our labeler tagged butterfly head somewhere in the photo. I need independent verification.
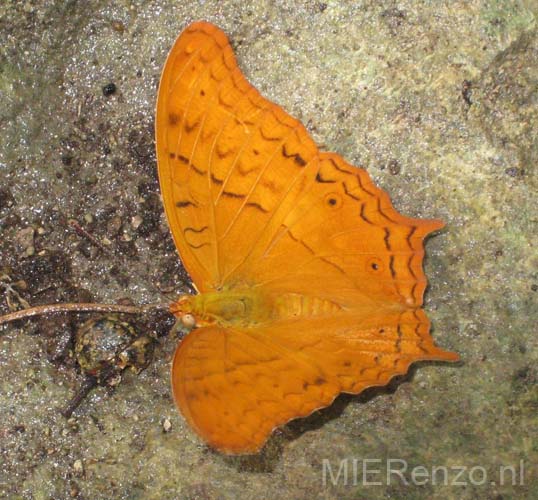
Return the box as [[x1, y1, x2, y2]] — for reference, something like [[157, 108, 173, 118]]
[[169, 294, 219, 329], [169, 294, 197, 328]]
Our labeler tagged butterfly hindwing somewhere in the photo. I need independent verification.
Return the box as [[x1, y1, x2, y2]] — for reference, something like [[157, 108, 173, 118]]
[[172, 313, 457, 454]]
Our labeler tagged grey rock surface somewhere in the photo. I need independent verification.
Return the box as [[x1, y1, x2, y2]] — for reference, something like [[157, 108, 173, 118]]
[[0, 1, 536, 499]]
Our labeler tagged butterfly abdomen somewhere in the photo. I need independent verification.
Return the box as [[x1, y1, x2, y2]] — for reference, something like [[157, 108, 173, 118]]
[[274, 293, 343, 319]]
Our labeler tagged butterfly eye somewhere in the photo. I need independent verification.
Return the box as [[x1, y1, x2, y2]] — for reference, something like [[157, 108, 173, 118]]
[[324, 193, 342, 209], [181, 314, 196, 329]]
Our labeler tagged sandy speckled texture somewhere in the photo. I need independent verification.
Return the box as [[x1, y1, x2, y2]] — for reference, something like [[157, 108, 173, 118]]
[[0, 1, 537, 499]]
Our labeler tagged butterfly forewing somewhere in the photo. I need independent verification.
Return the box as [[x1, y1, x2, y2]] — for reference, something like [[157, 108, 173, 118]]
[[156, 22, 318, 290]]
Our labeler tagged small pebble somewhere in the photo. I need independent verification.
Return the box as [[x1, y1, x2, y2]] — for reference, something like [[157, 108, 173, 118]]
[[131, 215, 143, 229], [162, 418, 172, 433], [102, 82, 117, 96], [16, 227, 35, 253], [111, 20, 125, 33], [107, 216, 122, 237], [73, 459, 84, 474], [14, 279, 28, 290], [505, 166, 521, 177], [70, 484, 80, 498], [388, 159, 401, 175]]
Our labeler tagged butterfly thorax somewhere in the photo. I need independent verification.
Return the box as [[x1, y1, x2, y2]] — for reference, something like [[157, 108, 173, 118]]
[[171, 288, 273, 327]]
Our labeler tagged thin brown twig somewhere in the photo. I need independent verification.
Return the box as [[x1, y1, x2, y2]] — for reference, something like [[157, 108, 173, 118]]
[[0, 302, 170, 325], [67, 219, 114, 256], [61, 375, 99, 418]]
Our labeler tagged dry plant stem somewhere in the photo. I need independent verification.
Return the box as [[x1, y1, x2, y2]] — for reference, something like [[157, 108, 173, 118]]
[[0, 303, 170, 325], [61, 375, 99, 418]]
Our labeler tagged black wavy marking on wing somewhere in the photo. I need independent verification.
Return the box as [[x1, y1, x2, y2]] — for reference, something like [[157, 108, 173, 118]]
[[176, 200, 198, 208], [282, 144, 307, 167], [184, 225, 209, 235], [316, 172, 337, 183], [246, 202, 269, 213]]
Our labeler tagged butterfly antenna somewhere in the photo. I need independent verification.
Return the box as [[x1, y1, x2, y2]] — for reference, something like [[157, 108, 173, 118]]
[[0, 302, 170, 326], [0, 216, 180, 325]]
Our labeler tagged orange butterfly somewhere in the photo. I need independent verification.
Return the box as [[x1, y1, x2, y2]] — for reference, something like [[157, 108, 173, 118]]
[[155, 21, 459, 454]]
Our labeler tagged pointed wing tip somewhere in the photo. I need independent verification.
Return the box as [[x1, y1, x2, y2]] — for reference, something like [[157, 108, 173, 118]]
[[431, 347, 460, 363], [425, 218, 445, 233]]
